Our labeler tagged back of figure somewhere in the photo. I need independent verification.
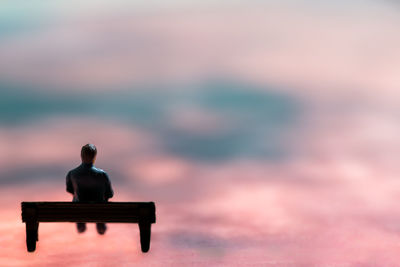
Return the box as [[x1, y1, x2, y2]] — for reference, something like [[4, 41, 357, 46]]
[[66, 144, 113, 234], [66, 163, 113, 202]]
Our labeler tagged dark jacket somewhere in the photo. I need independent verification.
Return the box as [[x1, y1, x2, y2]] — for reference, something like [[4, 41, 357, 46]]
[[66, 163, 113, 202]]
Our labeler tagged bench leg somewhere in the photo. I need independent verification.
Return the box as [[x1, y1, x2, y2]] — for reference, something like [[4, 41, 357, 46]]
[[26, 221, 38, 252], [35, 221, 39, 241], [138, 222, 151, 253]]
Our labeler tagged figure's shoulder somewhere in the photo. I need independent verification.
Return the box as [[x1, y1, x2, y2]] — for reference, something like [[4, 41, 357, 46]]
[[93, 166, 107, 175]]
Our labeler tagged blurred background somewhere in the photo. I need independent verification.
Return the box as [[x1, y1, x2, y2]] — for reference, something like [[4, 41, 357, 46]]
[[1, 0, 400, 265]]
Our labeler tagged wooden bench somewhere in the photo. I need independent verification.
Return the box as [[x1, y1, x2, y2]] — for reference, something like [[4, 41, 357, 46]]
[[21, 202, 156, 253]]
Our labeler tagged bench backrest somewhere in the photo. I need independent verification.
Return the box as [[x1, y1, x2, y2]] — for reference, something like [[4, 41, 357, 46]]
[[21, 202, 156, 223]]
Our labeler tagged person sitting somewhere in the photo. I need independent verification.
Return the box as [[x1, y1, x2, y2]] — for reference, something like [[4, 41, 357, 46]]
[[66, 144, 114, 234]]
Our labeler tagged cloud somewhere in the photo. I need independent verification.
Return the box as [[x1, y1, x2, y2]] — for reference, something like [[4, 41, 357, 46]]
[[1, 2, 400, 93], [0, 80, 299, 162]]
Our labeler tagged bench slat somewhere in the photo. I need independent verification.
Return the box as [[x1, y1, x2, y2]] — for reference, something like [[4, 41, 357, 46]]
[[21, 202, 156, 223]]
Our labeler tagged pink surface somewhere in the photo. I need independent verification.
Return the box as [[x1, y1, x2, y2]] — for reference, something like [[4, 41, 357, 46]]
[[1, 116, 400, 266]]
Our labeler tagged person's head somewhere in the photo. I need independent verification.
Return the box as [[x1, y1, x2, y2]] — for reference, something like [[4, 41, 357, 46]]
[[81, 144, 97, 163]]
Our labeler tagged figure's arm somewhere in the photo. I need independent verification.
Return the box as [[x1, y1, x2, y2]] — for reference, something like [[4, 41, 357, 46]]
[[66, 171, 74, 194], [104, 172, 114, 201]]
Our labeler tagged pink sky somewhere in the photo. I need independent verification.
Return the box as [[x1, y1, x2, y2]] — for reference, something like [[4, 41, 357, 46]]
[[1, 0, 400, 266]]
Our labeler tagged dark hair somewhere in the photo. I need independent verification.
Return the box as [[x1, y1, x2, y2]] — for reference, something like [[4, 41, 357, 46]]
[[81, 144, 97, 161]]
